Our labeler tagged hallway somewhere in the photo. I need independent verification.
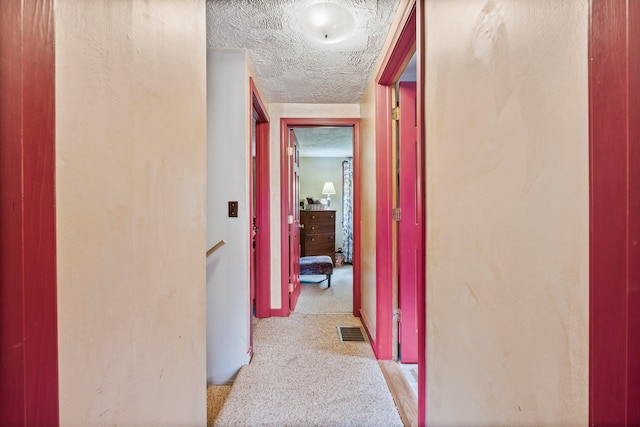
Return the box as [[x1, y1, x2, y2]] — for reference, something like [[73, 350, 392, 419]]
[[4, 1, 638, 425], [207, 266, 411, 426], [212, 313, 401, 426]]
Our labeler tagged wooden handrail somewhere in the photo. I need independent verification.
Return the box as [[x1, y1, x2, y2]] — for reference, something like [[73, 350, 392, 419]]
[[206, 239, 226, 257]]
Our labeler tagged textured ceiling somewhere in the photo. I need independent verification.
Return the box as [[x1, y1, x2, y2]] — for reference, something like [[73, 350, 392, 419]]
[[206, 0, 400, 104], [294, 127, 353, 157]]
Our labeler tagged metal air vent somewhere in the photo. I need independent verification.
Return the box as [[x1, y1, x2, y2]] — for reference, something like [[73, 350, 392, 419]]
[[337, 326, 367, 342]]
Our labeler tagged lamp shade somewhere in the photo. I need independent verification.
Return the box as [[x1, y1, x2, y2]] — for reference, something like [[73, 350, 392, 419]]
[[322, 181, 336, 195]]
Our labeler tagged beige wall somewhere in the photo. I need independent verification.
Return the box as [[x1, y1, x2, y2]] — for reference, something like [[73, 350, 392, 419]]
[[358, 79, 380, 336], [206, 49, 252, 384], [424, 0, 589, 425], [268, 104, 359, 309], [56, 1, 207, 425], [206, 49, 268, 384]]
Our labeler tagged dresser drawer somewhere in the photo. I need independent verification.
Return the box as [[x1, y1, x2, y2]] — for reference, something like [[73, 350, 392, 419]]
[[302, 237, 335, 257], [302, 211, 335, 223], [300, 210, 336, 262], [304, 233, 336, 245], [307, 243, 336, 262], [307, 242, 335, 254], [305, 222, 334, 234]]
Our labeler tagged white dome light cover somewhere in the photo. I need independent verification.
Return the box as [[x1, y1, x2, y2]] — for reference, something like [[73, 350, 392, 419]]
[[300, 3, 356, 44]]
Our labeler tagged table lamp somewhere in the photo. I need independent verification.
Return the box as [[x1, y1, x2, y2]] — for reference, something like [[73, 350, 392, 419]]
[[322, 181, 336, 208]]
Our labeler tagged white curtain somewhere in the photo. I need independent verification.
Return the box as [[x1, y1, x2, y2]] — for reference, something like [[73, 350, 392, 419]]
[[342, 159, 353, 263]]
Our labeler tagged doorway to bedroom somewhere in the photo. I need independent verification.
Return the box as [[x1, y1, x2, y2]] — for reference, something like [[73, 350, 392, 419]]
[[279, 118, 361, 316], [294, 126, 354, 315]]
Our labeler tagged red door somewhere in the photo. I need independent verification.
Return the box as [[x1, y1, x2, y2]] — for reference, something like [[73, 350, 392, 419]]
[[398, 81, 419, 363], [288, 128, 302, 311], [251, 78, 271, 319], [0, 0, 59, 423], [250, 118, 257, 315], [590, 1, 640, 424]]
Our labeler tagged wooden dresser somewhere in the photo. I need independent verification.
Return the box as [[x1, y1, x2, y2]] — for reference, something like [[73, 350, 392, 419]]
[[300, 210, 336, 263]]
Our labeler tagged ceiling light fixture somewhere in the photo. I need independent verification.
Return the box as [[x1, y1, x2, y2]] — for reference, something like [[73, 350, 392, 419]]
[[299, 3, 356, 44]]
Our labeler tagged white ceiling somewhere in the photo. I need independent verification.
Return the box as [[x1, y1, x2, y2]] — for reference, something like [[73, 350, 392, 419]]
[[294, 127, 353, 157], [206, 0, 401, 104], [291, 52, 415, 158]]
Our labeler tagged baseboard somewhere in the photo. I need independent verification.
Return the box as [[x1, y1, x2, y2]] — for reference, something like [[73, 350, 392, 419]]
[[359, 309, 377, 355], [270, 307, 289, 317]]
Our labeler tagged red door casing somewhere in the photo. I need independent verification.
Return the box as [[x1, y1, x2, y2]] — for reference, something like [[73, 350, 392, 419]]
[[0, 0, 59, 423]]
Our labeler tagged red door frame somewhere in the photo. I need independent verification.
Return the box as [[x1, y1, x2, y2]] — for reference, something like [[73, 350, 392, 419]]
[[374, 1, 417, 360], [278, 118, 362, 317], [589, 1, 640, 425], [0, 0, 59, 424], [374, 0, 425, 424], [250, 78, 272, 319]]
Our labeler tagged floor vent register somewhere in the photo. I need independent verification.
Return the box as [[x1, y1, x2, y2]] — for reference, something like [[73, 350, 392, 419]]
[[337, 326, 367, 342]]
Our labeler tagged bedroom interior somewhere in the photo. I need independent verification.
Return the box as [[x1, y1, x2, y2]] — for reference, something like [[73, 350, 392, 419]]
[[295, 125, 354, 294], [296, 126, 354, 262]]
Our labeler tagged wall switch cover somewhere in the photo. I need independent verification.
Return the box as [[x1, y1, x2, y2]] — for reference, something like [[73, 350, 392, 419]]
[[228, 201, 238, 217]]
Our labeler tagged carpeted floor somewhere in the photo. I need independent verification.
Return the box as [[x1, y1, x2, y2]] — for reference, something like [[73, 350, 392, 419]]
[[295, 264, 353, 314], [206, 385, 231, 426], [213, 312, 403, 427], [209, 264, 402, 426]]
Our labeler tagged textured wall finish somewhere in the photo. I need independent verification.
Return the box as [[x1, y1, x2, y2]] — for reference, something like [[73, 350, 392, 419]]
[[424, 0, 589, 424], [356, 78, 378, 337], [55, 1, 207, 424], [295, 127, 353, 157], [206, 0, 400, 103], [206, 49, 252, 384]]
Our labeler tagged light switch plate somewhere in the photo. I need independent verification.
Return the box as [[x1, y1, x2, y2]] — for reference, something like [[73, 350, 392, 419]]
[[228, 201, 238, 217]]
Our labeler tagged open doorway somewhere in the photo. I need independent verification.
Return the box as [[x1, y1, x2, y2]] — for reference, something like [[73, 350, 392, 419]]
[[293, 126, 354, 314], [374, 1, 425, 424], [279, 118, 361, 317], [250, 78, 271, 320], [392, 54, 419, 402]]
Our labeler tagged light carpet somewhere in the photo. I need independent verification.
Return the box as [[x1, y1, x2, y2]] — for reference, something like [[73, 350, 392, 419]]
[[207, 385, 231, 426], [295, 264, 353, 314], [213, 313, 403, 427]]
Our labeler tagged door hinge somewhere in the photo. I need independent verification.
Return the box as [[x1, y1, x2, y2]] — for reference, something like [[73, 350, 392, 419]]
[[393, 308, 401, 322], [392, 106, 400, 121], [288, 146, 294, 156], [392, 208, 402, 221], [288, 282, 294, 292], [288, 215, 294, 224]]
